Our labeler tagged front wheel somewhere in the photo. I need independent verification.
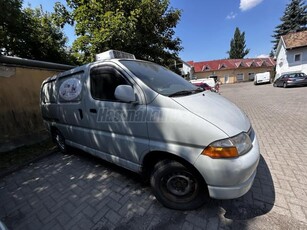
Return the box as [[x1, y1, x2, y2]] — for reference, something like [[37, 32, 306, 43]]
[[150, 160, 207, 210]]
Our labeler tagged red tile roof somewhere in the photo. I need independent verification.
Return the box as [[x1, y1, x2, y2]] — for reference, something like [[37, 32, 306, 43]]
[[187, 58, 275, 73], [282, 30, 307, 49]]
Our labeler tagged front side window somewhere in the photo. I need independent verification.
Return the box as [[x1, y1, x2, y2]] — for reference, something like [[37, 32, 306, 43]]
[[119, 60, 197, 96], [90, 66, 128, 101]]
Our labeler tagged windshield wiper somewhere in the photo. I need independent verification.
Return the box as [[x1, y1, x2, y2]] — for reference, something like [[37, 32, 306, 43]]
[[195, 87, 204, 92], [169, 89, 203, 97], [169, 90, 193, 97]]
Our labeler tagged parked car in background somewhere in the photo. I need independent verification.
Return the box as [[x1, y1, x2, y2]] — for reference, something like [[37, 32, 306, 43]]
[[254, 72, 271, 85], [190, 79, 217, 92], [273, 72, 307, 88], [191, 82, 212, 91]]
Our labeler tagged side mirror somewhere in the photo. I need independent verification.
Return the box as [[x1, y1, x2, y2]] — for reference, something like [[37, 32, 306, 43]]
[[115, 85, 136, 103]]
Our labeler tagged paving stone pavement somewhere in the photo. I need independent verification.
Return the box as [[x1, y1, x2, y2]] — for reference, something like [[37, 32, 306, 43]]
[[1, 82, 307, 229]]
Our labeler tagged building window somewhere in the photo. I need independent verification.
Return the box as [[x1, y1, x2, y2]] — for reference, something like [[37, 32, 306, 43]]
[[219, 64, 227, 69], [248, 73, 255, 81], [236, 73, 244, 81], [294, 53, 301, 62], [224, 75, 229, 83], [250, 61, 256, 67], [202, 65, 210, 71]]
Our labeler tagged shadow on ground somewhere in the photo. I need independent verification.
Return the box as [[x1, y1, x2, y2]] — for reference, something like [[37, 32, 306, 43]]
[[80, 150, 275, 229], [220, 155, 275, 219], [0, 148, 274, 230]]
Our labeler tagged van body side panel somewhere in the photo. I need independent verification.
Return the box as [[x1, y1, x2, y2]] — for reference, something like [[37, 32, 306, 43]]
[[144, 95, 228, 165], [82, 63, 149, 165], [66, 136, 142, 172], [84, 101, 149, 164], [55, 71, 92, 147]]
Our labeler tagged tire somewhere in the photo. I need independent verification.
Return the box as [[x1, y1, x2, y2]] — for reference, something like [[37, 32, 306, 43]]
[[53, 130, 67, 153], [273, 83, 276, 87], [283, 82, 287, 88], [150, 160, 207, 210]]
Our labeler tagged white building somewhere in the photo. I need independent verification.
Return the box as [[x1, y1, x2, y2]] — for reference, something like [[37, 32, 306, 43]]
[[178, 60, 194, 79], [275, 30, 307, 79]]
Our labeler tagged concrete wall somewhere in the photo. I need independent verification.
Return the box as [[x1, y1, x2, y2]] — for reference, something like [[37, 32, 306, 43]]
[[0, 66, 59, 141], [0, 58, 73, 146]]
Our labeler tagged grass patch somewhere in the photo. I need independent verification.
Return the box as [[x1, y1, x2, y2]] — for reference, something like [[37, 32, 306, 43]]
[[0, 139, 56, 175]]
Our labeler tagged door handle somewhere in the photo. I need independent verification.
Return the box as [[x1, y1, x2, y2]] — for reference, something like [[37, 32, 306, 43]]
[[90, 108, 97, 113]]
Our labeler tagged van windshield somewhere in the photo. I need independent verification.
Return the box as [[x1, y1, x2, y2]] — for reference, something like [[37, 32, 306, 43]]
[[119, 60, 200, 96]]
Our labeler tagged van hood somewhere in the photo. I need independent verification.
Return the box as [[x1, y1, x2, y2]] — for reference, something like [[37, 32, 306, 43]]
[[171, 92, 250, 137]]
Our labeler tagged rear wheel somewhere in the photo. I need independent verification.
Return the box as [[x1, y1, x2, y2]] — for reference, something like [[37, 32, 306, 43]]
[[150, 160, 207, 210], [53, 130, 67, 153]]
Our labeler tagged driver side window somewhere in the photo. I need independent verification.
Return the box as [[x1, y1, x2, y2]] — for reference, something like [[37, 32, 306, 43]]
[[90, 67, 128, 101]]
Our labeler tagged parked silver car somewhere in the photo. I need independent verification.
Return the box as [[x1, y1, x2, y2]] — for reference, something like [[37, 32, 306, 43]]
[[41, 50, 260, 210]]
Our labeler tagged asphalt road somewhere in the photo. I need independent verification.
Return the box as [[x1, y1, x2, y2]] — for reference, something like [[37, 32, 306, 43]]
[[1, 82, 307, 229]]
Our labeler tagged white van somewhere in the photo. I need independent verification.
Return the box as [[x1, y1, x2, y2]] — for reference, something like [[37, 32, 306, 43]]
[[254, 72, 271, 85], [41, 50, 260, 210]]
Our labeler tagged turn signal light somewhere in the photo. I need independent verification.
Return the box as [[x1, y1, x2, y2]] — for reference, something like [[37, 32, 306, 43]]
[[202, 146, 238, 158]]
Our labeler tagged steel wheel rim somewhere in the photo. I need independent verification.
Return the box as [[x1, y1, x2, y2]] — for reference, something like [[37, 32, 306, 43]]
[[164, 172, 196, 197]]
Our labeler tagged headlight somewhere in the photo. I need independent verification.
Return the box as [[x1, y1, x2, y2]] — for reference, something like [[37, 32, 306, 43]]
[[202, 132, 252, 158]]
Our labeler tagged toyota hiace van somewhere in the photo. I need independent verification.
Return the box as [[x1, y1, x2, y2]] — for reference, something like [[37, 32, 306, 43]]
[[41, 50, 260, 210]]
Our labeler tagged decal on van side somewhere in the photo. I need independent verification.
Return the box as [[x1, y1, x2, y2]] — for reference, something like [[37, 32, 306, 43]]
[[59, 78, 82, 101]]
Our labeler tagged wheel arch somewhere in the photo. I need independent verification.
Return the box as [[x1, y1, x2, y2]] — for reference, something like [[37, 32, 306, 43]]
[[141, 151, 207, 185]]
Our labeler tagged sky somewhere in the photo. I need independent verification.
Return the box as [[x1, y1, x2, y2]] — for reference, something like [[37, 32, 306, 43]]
[[24, 0, 296, 62]]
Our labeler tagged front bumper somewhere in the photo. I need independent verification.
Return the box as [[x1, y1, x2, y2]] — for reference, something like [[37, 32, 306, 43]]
[[194, 133, 260, 199], [207, 168, 257, 199]]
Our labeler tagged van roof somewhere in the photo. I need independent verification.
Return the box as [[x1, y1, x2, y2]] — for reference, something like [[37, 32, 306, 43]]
[[44, 50, 136, 78]]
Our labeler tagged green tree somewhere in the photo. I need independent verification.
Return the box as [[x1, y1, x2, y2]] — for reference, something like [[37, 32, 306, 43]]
[[53, 0, 182, 65], [272, 0, 307, 51], [0, 0, 25, 56], [0, 0, 74, 64], [269, 50, 275, 58], [227, 27, 250, 59]]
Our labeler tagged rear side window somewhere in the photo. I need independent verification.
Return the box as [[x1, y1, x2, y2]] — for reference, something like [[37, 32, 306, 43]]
[[58, 72, 83, 103], [42, 80, 56, 104], [90, 66, 128, 101]]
